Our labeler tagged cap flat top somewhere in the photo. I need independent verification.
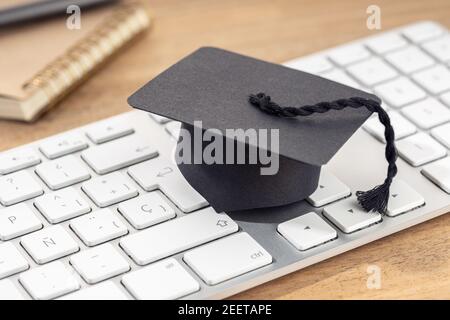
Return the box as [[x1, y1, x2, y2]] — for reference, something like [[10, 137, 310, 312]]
[[128, 47, 378, 165]]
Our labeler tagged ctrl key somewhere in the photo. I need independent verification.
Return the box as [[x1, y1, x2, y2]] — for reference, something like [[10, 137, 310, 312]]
[[184, 233, 272, 285]]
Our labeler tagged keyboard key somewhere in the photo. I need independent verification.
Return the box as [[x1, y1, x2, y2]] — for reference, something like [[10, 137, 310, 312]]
[[122, 258, 199, 299], [120, 207, 238, 265], [128, 158, 207, 213], [0, 147, 41, 175], [118, 192, 176, 229], [70, 209, 128, 247], [0, 203, 42, 240], [34, 188, 91, 224], [365, 33, 408, 54], [0, 279, 25, 300], [397, 132, 447, 167], [149, 113, 171, 124], [422, 35, 450, 62], [39, 132, 88, 159], [85, 120, 134, 144], [402, 22, 444, 43], [385, 179, 425, 217], [278, 212, 337, 251], [184, 232, 272, 285], [0, 242, 29, 279], [364, 111, 416, 142], [347, 57, 398, 86], [374, 77, 426, 108], [328, 44, 370, 66], [81, 135, 157, 174], [82, 172, 138, 207], [284, 56, 333, 74], [0, 171, 44, 206], [431, 123, 450, 148], [320, 69, 360, 88], [402, 98, 450, 129], [385, 46, 434, 74], [165, 121, 181, 139], [70, 243, 130, 283], [412, 65, 450, 95], [59, 281, 128, 300], [441, 91, 450, 107], [35, 155, 91, 190], [422, 157, 450, 193], [21, 225, 79, 264], [19, 261, 80, 300], [307, 170, 351, 207], [323, 197, 382, 233]]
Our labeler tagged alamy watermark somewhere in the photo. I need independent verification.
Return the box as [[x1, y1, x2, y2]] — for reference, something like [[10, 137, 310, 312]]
[[174, 121, 280, 175], [366, 264, 382, 289], [66, 5, 81, 30], [366, 5, 381, 30]]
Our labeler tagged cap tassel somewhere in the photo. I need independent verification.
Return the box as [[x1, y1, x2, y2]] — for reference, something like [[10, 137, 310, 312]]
[[249, 93, 398, 214]]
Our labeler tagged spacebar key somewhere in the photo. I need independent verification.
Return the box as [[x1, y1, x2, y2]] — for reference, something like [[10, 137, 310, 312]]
[[120, 207, 238, 265], [81, 135, 158, 174]]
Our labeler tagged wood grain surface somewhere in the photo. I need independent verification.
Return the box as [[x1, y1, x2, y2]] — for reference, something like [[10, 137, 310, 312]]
[[0, 0, 449, 299]]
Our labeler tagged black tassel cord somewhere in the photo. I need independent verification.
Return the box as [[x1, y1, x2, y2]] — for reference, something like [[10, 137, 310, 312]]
[[248, 93, 398, 214]]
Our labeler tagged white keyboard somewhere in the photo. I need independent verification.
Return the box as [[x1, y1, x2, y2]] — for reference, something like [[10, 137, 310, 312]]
[[0, 21, 449, 300]]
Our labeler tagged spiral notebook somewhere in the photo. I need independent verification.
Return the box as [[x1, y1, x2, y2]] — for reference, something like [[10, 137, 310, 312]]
[[0, 1, 151, 122]]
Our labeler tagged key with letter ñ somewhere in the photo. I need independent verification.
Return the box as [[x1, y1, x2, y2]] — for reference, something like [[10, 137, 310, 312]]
[[21, 225, 79, 264]]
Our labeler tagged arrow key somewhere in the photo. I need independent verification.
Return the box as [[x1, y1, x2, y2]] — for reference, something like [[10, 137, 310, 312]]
[[323, 197, 382, 233], [278, 212, 337, 251], [307, 170, 351, 207], [386, 179, 425, 217]]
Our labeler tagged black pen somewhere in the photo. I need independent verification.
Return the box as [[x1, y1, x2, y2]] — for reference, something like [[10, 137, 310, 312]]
[[0, 0, 120, 28]]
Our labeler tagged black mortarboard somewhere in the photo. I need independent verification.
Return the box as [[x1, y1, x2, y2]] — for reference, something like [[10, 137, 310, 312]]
[[128, 47, 397, 213]]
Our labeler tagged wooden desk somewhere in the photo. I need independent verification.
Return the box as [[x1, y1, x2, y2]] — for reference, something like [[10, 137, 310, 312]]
[[1, 0, 449, 299]]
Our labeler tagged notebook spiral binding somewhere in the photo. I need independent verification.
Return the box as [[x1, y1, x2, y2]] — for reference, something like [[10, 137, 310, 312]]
[[22, 3, 151, 114]]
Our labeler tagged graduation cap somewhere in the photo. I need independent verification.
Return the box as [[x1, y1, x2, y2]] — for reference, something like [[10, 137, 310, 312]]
[[128, 47, 397, 213]]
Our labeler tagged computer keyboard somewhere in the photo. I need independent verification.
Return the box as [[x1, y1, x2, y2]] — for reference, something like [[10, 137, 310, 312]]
[[0, 21, 449, 300]]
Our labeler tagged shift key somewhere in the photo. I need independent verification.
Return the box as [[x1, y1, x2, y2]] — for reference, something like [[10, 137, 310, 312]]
[[81, 135, 158, 174], [120, 207, 238, 265]]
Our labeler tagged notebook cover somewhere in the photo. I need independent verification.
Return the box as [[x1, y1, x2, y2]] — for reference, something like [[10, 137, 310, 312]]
[[0, 0, 115, 99], [0, 0, 151, 121]]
